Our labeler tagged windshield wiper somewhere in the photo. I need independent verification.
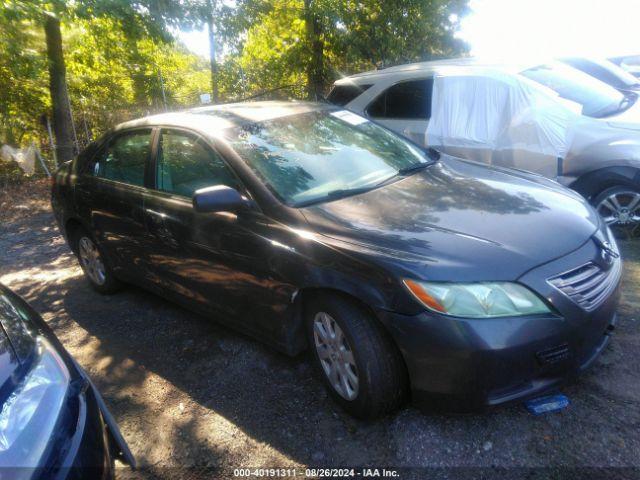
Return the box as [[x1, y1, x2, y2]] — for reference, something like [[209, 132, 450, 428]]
[[325, 186, 376, 200], [397, 162, 432, 175]]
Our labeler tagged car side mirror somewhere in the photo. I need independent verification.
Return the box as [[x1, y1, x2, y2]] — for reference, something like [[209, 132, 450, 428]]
[[192, 185, 247, 213]]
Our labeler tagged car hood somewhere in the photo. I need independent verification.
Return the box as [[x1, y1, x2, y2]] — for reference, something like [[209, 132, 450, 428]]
[[301, 156, 600, 281]]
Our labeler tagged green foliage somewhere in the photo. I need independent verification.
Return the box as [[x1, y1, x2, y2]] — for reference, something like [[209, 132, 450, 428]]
[[0, 12, 213, 149], [240, 0, 308, 97], [0, 12, 49, 146], [0, 0, 469, 160], [335, 0, 469, 70], [236, 0, 469, 96]]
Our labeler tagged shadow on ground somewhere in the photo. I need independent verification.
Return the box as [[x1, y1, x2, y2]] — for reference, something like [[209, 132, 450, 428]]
[[1, 202, 639, 476]]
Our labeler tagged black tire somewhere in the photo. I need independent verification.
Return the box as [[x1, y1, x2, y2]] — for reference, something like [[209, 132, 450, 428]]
[[592, 185, 640, 238], [73, 229, 122, 294], [305, 293, 408, 419]]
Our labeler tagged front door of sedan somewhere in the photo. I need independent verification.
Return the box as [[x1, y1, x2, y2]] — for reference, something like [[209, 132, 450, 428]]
[[142, 128, 292, 339], [366, 78, 433, 146], [75, 128, 154, 282]]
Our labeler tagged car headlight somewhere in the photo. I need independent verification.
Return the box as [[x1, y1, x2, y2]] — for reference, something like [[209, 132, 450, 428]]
[[403, 279, 552, 318], [0, 337, 70, 468]]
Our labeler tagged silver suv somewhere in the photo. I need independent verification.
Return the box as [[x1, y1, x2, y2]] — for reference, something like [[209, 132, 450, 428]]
[[329, 59, 640, 234]]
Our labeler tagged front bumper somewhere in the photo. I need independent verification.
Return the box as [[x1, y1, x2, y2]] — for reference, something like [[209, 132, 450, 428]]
[[379, 238, 621, 411]]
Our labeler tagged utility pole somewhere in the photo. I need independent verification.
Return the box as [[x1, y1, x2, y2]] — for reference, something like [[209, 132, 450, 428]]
[[207, 0, 219, 103]]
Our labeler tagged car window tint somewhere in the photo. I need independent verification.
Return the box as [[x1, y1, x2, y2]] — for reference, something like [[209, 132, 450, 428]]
[[94, 130, 150, 186], [75, 141, 99, 174], [157, 130, 239, 197], [367, 79, 433, 119], [327, 84, 372, 106]]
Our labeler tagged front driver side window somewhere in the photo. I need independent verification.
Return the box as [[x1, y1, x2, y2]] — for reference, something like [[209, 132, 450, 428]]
[[156, 130, 240, 197], [94, 130, 151, 186]]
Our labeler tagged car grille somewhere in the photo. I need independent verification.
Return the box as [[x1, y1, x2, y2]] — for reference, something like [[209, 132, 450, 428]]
[[536, 343, 570, 365], [548, 259, 621, 311]]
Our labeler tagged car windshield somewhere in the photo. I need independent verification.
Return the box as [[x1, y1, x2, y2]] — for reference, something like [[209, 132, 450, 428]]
[[226, 109, 430, 206], [563, 57, 640, 89], [521, 63, 628, 117]]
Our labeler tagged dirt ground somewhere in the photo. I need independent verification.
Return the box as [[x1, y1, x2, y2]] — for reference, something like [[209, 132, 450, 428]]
[[1, 180, 639, 479]]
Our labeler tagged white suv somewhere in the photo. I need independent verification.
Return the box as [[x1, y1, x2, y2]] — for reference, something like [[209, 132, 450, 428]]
[[328, 59, 640, 234]]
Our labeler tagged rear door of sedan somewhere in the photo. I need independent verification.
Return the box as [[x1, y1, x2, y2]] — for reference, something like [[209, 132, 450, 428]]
[[74, 128, 155, 282]]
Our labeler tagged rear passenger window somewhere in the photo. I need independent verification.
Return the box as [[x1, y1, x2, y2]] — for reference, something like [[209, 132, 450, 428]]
[[367, 79, 433, 119], [156, 130, 239, 198], [94, 130, 151, 186], [75, 141, 99, 174], [327, 84, 372, 106]]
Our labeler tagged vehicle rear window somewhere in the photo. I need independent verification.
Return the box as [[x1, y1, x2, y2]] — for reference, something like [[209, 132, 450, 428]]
[[75, 141, 99, 174], [93, 130, 151, 186], [367, 79, 433, 119], [326, 84, 372, 106]]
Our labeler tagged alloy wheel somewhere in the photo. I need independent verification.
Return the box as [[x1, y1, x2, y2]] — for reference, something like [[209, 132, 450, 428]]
[[597, 190, 640, 236], [313, 311, 359, 401], [78, 236, 106, 286]]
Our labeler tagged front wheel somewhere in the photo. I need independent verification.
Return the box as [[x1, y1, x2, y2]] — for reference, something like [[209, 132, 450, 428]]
[[593, 186, 640, 238], [75, 231, 122, 294], [306, 294, 408, 419]]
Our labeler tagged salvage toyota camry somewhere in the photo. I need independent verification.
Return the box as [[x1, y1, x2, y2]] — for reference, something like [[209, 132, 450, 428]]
[[51, 101, 621, 418]]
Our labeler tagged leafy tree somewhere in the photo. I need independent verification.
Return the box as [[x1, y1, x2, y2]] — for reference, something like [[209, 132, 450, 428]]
[[1, 0, 205, 162], [0, 4, 214, 158], [0, 0, 470, 177], [0, 9, 49, 147], [239, 0, 309, 98], [336, 0, 468, 70], [235, 0, 469, 99]]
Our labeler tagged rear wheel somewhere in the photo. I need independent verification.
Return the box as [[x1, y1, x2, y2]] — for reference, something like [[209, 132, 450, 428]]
[[593, 186, 640, 238], [306, 293, 408, 419], [75, 231, 121, 294]]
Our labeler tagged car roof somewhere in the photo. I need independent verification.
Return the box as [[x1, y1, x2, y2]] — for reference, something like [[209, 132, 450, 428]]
[[333, 57, 539, 86], [113, 100, 326, 136]]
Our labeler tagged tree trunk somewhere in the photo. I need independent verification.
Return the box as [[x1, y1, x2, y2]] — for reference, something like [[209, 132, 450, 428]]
[[304, 0, 324, 100], [207, 0, 219, 102], [44, 13, 75, 163]]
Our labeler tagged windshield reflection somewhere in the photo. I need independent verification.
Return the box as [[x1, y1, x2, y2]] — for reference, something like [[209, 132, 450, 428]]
[[226, 110, 429, 206]]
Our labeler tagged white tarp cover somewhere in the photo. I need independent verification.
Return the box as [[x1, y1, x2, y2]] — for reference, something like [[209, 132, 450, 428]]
[[426, 69, 579, 159], [0, 144, 36, 174]]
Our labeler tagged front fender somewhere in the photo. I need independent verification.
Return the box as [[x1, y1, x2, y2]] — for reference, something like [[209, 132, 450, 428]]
[[270, 233, 410, 355]]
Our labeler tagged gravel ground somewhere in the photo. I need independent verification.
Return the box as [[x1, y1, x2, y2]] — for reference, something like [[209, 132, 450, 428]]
[[1, 181, 639, 479]]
